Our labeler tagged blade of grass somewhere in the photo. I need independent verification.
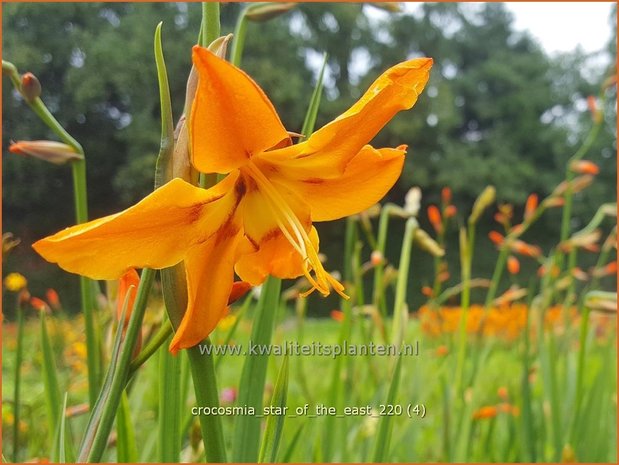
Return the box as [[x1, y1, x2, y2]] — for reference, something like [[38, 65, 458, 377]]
[[280, 422, 306, 463], [372, 355, 403, 462], [52, 393, 69, 463], [300, 52, 328, 140], [12, 295, 25, 462], [158, 333, 182, 462], [40, 310, 63, 449], [232, 277, 282, 462], [116, 391, 138, 463], [259, 356, 290, 463]]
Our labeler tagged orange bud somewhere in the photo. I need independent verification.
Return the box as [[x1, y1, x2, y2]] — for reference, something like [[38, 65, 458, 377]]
[[544, 197, 565, 208], [488, 231, 505, 246], [116, 269, 140, 325], [330, 310, 344, 322], [30, 297, 50, 313], [427, 205, 443, 234], [9, 140, 83, 165], [438, 271, 450, 283], [21, 72, 41, 101], [524, 193, 538, 221], [18, 289, 31, 306], [421, 286, 433, 297], [444, 205, 457, 218], [497, 386, 508, 400], [570, 160, 599, 176], [594, 261, 618, 277], [436, 345, 449, 357], [571, 267, 588, 281], [507, 256, 520, 275], [245, 2, 296, 22], [45, 288, 61, 310], [228, 281, 251, 305], [370, 250, 384, 266], [586, 96, 602, 123], [441, 187, 452, 205], [512, 240, 541, 258], [473, 406, 498, 420]]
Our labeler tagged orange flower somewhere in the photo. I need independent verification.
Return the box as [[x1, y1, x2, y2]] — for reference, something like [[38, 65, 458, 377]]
[[441, 187, 452, 205], [427, 205, 443, 234], [444, 205, 457, 219], [473, 406, 497, 420], [30, 297, 50, 313], [488, 231, 504, 246], [33, 47, 433, 353], [524, 193, 538, 221], [421, 286, 433, 297], [330, 310, 345, 322], [116, 269, 140, 326], [570, 160, 599, 176], [46, 288, 61, 310], [370, 250, 384, 266], [436, 345, 448, 356], [507, 256, 520, 275]]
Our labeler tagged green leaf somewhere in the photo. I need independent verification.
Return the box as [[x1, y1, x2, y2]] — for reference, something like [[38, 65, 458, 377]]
[[158, 333, 182, 462], [372, 355, 403, 462], [232, 277, 282, 462], [300, 52, 328, 141], [116, 391, 138, 462], [280, 422, 306, 463], [52, 393, 69, 463], [153, 21, 175, 191], [40, 311, 62, 447], [259, 356, 289, 463]]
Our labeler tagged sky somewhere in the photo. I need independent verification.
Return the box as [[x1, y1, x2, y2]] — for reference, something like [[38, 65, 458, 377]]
[[507, 2, 614, 54]]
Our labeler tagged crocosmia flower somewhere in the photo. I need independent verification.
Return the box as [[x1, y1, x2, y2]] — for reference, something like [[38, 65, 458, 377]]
[[34, 46, 432, 353]]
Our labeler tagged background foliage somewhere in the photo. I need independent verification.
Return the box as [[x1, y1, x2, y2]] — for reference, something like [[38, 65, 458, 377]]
[[3, 2, 616, 314]]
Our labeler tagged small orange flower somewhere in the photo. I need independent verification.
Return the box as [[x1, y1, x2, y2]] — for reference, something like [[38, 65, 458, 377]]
[[444, 205, 457, 218], [524, 193, 538, 221], [570, 160, 599, 176], [30, 297, 50, 313], [330, 310, 345, 322], [497, 386, 508, 400], [427, 205, 443, 234], [421, 286, 433, 297], [436, 345, 449, 357], [512, 240, 541, 258], [507, 256, 520, 275], [441, 187, 452, 205], [488, 231, 505, 246], [473, 406, 497, 420], [46, 288, 61, 310], [370, 250, 384, 266]]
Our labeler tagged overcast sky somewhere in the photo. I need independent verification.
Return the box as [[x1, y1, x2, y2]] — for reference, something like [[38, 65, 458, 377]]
[[507, 2, 614, 54]]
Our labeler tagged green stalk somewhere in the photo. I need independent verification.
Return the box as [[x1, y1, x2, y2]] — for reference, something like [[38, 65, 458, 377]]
[[454, 224, 474, 395], [391, 217, 418, 346], [203, 2, 220, 45], [158, 334, 182, 462], [86, 268, 155, 462], [128, 320, 173, 376], [372, 355, 403, 462], [230, 5, 250, 66], [12, 295, 24, 463], [258, 356, 290, 463], [3, 60, 100, 406], [187, 341, 227, 463], [40, 310, 62, 448]]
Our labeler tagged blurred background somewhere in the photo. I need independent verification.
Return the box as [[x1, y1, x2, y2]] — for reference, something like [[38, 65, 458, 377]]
[[3, 2, 616, 316]]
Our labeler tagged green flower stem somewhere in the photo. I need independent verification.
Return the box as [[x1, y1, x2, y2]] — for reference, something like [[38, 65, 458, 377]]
[[12, 295, 24, 463], [86, 268, 155, 462], [230, 5, 250, 66], [454, 223, 474, 396], [128, 319, 173, 377], [4, 60, 100, 406], [188, 340, 227, 463], [391, 217, 418, 346]]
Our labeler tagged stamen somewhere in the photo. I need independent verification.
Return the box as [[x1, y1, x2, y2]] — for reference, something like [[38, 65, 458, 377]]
[[245, 162, 349, 299]]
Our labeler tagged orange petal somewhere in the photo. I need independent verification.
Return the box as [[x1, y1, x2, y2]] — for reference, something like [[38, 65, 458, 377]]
[[190, 46, 289, 174], [258, 145, 406, 221], [235, 226, 319, 285], [33, 174, 241, 280], [169, 216, 244, 354], [116, 269, 140, 324], [260, 57, 432, 174]]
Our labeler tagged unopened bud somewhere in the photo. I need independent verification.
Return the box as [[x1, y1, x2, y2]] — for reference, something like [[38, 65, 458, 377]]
[[208, 34, 233, 59], [30, 296, 51, 313], [524, 193, 538, 222], [570, 160, 599, 176], [370, 250, 384, 266], [369, 2, 402, 13], [245, 2, 296, 22], [469, 186, 496, 224], [427, 205, 443, 234], [414, 229, 445, 257], [404, 187, 421, 216], [9, 140, 82, 165], [21, 72, 41, 102], [570, 175, 595, 193]]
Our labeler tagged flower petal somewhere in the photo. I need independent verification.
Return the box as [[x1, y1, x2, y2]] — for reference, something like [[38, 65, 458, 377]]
[[235, 226, 319, 285], [259, 57, 432, 173], [190, 46, 290, 174], [262, 145, 406, 221], [33, 174, 241, 280], [169, 216, 244, 353]]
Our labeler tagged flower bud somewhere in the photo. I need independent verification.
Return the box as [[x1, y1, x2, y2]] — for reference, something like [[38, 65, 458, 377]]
[[245, 2, 296, 22], [4, 273, 27, 292], [370, 250, 384, 266], [46, 288, 61, 311], [369, 2, 403, 13], [404, 187, 421, 216], [9, 140, 83, 165], [524, 193, 538, 222], [208, 33, 233, 59], [507, 256, 520, 275], [427, 205, 443, 234], [444, 205, 457, 218], [20, 72, 41, 102], [570, 160, 599, 176], [2, 233, 21, 257], [469, 186, 496, 224], [414, 228, 445, 257], [30, 296, 51, 313], [441, 186, 452, 205]]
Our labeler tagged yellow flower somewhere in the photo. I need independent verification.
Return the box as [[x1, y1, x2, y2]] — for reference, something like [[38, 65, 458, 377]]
[[34, 47, 432, 353], [4, 272, 27, 292]]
